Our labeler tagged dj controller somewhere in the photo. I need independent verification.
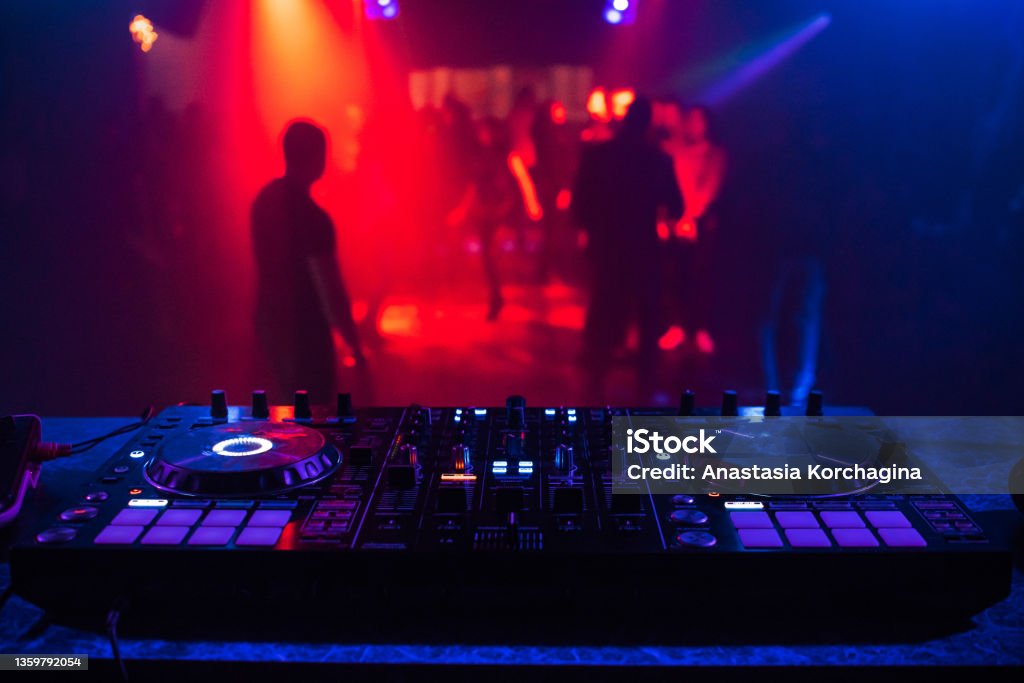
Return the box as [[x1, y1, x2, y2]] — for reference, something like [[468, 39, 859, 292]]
[[10, 390, 1012, 633]]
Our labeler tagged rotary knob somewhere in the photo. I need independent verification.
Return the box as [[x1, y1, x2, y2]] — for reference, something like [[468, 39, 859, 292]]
[[293, 390, 312, 420], [679, 390, 695, 416], [721, 390, 738, 417], [210, 390, 228, 420], [806, 390, 824, 417], [251, 390, 269, 419], [506, 395, 526, 429], [765, 390, 781, 416], [337, 392, 354, 418]]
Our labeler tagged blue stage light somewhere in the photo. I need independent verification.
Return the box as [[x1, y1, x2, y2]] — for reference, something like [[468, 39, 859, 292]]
[[365, 0, 400, 21], [603, 0, 636, 26]]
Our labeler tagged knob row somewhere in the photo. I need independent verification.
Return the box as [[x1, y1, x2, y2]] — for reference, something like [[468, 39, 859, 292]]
[[208, 390, 355, 420], [678, 389, 824, 417]]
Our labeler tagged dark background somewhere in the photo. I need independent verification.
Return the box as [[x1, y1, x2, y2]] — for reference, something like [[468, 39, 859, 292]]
[[1, 0, 1022, 415]]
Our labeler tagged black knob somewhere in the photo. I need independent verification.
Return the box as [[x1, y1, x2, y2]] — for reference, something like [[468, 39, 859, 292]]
[[293, 390, 312, 420], [506, 395, 526, 429], [251, 390, 269, 419], [337, 393, 354, 418], [765, 390, 781, 416], [721, 390, 738, 417], [806, 390, 824, 417], [679, 390, 695, 416], [416, 405, 431, 429], [210, 390, 228, 420]]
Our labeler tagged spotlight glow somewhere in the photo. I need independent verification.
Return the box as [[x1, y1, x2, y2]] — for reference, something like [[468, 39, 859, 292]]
[[550, 101, 567, 124], [698, 13, 832, 106], [603, 0, 636, 25], [586, 88, 610, 122], [129, 14, 158, 53], [610, 88, 636, 119], [365, 0, 400, 21]]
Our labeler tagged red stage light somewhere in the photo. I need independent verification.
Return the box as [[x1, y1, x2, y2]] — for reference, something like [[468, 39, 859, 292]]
[[658, 325, 686, 351], [695, 329, 715, 355], [556, 188, 572, 211], [586, 89, 610, 122], [550, 101, 567, 125], [610, 88, 635, 119], [129, 14, 158, 53], [674, 217, 698, 241]]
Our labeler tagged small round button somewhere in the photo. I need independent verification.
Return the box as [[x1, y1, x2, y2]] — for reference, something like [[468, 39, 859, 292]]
[[59, 506, 99, 522], [84, 491, 109, 503], [672, 494, 695, 506], [36, 527, 78, 544], [676, 531, 717, 547], [670, 509, 709, 525], [113, 465, 129, 474]]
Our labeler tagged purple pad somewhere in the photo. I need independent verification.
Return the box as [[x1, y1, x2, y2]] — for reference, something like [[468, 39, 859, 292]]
[[235, 527, 283, 547], [785, 528, 832, 548], [820, 511, 864, 528], [878, 527, 927, 547], [730, 511, 773, 529], [202, 510, 247, 527], [738, 528, 783, 548], [111, 508, 159, 526], [865, 511, 912, 528], [248, 510, 292, 527], [94, 525, 144, 545], [187, 526, 235, 546], [156, 509, 202, 527], [832, 528, 879, 548], [775, 511, 818, 529], [140, 526, 190, 545]]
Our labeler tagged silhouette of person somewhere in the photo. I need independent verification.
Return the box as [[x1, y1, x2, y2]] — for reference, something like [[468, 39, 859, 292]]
[[251, 120, 364, 405], [659, 102, 727, 355], [532, 99, 578, 284], [572, 97, 683, 400], [446, 116, 517, 321]]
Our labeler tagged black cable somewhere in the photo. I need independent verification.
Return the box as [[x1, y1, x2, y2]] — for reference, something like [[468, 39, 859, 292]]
[[69, 407, 154, 455], [106, 599, 130, 682]]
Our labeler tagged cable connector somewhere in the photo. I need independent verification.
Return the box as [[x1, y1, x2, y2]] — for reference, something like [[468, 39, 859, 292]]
[[33, 441, 73, 462]]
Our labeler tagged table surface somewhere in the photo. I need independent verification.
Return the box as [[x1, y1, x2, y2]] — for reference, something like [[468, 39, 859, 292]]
[[1, 417, 1022, 667]]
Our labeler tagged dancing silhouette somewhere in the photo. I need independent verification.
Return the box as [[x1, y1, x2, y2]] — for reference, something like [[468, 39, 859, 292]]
[[572, 97, 683, 399]]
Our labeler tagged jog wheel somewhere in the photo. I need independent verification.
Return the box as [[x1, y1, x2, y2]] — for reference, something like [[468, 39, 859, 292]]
[[145, 421, 339, 496]]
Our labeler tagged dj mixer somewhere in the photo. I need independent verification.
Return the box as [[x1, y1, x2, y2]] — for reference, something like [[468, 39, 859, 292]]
[[10, 390, 1012, 631]]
